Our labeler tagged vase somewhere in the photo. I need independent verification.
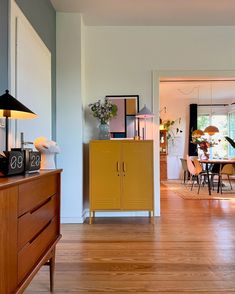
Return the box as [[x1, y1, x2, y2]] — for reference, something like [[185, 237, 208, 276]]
[[201, 150, 210, 160], [98, 123, 110, 140]]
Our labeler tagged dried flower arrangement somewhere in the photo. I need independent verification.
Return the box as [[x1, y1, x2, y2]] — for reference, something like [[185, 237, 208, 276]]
[[89, 98, 117, 124]]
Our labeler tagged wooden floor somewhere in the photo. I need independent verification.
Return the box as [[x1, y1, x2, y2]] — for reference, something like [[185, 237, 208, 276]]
[[26, 184, 235, 293]]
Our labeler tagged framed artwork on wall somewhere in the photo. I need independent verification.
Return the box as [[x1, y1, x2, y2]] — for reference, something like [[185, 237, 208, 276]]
[[106, 95, 139, 138]]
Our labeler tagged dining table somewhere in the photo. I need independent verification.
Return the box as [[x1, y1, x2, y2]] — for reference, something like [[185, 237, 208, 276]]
[[199, 158, 235, 195]]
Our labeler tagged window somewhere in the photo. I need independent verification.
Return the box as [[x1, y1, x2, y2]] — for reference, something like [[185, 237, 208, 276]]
[[198, 114, 209, 131], [197, 114, 228, 158], [211, 115, 228, 158], [228, 112, 235, 158]]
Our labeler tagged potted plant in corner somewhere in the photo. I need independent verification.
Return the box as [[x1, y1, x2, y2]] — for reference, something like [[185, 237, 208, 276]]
[[163, 117, 183, 145], [89, 98, 117, 140]]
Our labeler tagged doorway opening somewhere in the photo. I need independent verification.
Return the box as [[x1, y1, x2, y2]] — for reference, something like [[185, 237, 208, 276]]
[[160, 77, 235, 181], [152, 70, 235, 216]]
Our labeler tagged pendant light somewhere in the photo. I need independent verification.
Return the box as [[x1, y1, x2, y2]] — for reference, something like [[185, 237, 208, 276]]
[[204, 83, 219, 136], [192, 129, 204, 138]]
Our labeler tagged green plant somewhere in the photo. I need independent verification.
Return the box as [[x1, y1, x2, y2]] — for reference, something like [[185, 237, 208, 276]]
[[225, 136, 235, 149], [163, 118, 182, 143]]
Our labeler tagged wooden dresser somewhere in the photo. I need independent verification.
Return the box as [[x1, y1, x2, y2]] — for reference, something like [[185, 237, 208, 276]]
[[160, 153, 167, 181], [89, 140, 154, 223], [0, 169, 62, 294]]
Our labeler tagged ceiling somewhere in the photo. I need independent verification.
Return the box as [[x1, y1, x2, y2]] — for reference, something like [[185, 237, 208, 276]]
[[160, 80, 235, 104], [50, 0, 235, 26]]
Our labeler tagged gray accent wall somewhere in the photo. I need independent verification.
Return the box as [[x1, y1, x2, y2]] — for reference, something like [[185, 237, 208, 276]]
[[0, 0, 9, 94], [16, 0, 56, 139]]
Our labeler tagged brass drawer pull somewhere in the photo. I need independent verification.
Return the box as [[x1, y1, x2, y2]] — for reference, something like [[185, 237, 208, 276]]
[[117, 162, 120, 172]]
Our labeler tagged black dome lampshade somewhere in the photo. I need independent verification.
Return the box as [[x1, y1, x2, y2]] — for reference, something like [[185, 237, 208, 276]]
[[0, 90, 37, 151]]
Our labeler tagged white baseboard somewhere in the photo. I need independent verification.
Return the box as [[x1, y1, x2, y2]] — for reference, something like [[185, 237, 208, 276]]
[[83, 210, 153, 218], [61, 217, 84, 224], [61, 209, 89, 223], [61, 209, 158, 224], [82, 208, 89, 222]]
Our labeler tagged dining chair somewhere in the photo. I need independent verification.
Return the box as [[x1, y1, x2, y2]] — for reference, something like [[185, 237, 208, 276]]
[[180, 158, 189, 184], [186, 155, 207, 194], [206, 163, 221, 191], [219, 164, 235, 193], [193, 158, 211, 192]]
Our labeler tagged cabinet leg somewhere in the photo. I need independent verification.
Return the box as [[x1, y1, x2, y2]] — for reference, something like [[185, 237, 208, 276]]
[[149, 211, 154, 218], [149, 211, 154, 224], [89, 211, 94, 224]]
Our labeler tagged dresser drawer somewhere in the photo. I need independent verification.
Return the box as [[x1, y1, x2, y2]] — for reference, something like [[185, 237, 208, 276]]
[[18, 174, 57, 216], [18, 217, 58, 283], [18, 194, 57, 250]]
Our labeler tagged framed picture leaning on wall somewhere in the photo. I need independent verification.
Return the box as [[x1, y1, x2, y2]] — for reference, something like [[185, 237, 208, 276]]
[[106, 95, 139, 138]]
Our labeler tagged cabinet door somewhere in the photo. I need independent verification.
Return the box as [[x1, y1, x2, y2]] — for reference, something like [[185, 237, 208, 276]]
[[121, 141, 153, 210], [90, 142, 121, 210]]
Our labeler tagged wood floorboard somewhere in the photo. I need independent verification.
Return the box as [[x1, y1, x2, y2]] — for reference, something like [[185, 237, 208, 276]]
[[25, 182, 235, 293]]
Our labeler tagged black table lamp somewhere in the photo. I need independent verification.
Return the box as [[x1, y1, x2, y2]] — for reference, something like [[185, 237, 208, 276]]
[[0, 90, 37, 151]]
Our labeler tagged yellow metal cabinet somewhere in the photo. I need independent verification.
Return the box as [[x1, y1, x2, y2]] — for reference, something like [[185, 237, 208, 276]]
[[89, 140, 154, 223]]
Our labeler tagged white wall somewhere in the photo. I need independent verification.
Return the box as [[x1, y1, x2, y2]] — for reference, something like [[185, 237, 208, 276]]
[[85, 26, 235, 130], [160, 84, 189, 179], [16, 17, 51, 143], [84, 26, 235, 215], [159, 88, 187, 178], [56, 13, 84, 223], [10, 1, 51, 149]]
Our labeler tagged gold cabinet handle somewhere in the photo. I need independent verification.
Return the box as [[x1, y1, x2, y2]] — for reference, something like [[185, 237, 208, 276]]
[[123, 162, 126, 172], [117, 162, 120, 172]]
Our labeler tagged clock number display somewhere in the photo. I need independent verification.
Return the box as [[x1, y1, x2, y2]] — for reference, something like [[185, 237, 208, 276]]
[[0, 150, 41, 175], [27, 151, 41, 172], [10, 155, 24, 169], [31, 154, 40, 167], [6, 151, 25, 175]]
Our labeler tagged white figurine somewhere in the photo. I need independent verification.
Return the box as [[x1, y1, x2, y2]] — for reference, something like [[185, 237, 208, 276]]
[[34, 137, 60, 169]]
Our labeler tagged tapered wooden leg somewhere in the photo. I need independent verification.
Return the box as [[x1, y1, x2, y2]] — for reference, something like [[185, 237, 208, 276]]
[[49, 250, 55, 292], [45, 249, 56, 292]]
